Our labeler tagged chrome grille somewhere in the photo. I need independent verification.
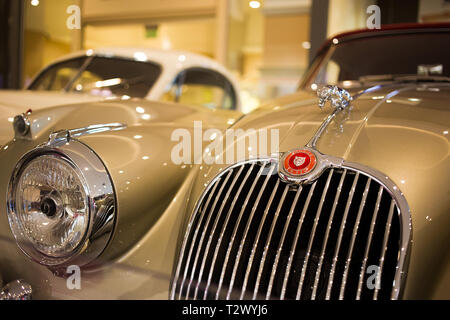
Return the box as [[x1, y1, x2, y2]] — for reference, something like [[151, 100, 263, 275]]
[[171, 159, 410, 300]]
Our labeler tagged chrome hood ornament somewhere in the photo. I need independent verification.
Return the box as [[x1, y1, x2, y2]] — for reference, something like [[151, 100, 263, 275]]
[[278, 85, 353, 184], [317, 85, 352, 111]]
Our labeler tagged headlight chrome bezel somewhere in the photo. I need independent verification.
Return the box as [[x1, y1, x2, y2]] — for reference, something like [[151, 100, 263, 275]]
[[7, 138, 117, 268]]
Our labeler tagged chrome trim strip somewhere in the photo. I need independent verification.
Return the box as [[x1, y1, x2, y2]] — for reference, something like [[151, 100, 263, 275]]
[[226, 164, 276, 300], [252, 184, 289, 300], [199, 165, 252, 299], [339, 177, 371, 299], [356, 185, 384, 299], [48, 123, 127, 145], [374, 200, 395, 300], [280, 181, 317, 300], [325, 172, 359, 299], [296, 169, 334, 299], [240, 178, 280, 300], [183, 169, 234, 299], [215, 164, 267, 299], [175, 180, 220, 299], [311, 169, 347, 299], [266, 184, 303, 299]]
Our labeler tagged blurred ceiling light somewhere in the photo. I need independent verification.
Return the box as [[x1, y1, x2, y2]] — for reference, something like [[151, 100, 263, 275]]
[[86, 49, 94, 56], [134, 51, 147, 62], [332, 38, 339, 45], [142, 114, 151, 120], [31, 0, 39, 6], [178, 55, 186, 62], [302, 41, 311, 50], [310, 83, 318, 90], [249, 1, 261, 9], [162, 37, 172, 50]]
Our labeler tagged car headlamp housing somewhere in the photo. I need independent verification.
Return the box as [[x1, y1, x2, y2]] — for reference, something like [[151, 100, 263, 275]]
[[7, 138, 116, 267]]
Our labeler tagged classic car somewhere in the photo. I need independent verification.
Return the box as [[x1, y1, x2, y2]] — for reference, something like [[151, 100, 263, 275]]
[[0, 47, 242, 144], [1, 23, 449, 300]]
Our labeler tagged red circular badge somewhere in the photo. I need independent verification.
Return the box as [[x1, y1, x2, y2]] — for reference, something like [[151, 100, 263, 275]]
[[283, 149, 317, 176]]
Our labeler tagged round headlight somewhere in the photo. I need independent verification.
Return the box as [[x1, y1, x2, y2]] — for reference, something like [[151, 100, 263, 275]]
[[7, 139, 116, 267]]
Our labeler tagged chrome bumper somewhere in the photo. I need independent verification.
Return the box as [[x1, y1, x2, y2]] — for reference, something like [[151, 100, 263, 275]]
[[0, 279, 32, 300]]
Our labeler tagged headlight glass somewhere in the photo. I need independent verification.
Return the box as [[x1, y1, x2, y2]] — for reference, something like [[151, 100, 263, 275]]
[[7, 139, 116, 267], [14, 155, 88, 258]]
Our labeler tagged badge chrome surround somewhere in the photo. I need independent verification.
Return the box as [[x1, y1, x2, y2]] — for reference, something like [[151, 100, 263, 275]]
[[283, 149, 317, 176], [279, 147, 343, 184]]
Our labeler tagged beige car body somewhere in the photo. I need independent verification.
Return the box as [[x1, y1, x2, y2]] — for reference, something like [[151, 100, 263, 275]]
[[0, 25, 448, 300], [0, 83, 448, 299]]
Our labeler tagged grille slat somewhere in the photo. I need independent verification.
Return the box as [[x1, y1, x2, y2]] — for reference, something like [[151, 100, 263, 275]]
[[266, 185, 303, 300], [253, 184, 290, 299], [241, 178, 280, 299], [215, 164, 267, 299], [339, 176, 371, 299], [172, 160, 410, 300], [199, 165, 248, 299], [296, 169, 334, 299], [280, 180, 317, 300], [326, 172, 359, 299], [183, 169, 234, 299], [311, 169, 347, 299], [356, 186, 384, 299], [374, 199, 395, 300], [226, 164, 276, 299], [176, 179, 220, 299]]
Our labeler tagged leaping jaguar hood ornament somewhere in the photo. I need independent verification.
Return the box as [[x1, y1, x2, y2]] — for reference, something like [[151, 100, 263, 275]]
[[278, 85, 353, 184]]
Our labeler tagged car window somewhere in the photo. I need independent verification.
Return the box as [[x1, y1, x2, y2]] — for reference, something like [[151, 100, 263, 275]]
[[70, 57, 162, 98], [28, 56, 162, 98], [28, 57, 87, 91], [303, 32, 450, 89], [162, 68, 237, 110]]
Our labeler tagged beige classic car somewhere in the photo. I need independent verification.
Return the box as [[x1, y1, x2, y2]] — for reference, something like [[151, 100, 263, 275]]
[[0, 23, 449, 300]]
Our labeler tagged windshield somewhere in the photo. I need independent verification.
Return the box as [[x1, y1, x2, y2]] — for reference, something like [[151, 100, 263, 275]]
[[302, 32, 450, 89], [28, 56, 162, 98]]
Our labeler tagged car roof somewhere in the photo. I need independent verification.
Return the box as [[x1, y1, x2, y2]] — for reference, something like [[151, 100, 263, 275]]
[[316, 22, 450, 56], [44, 47, 236, 81]]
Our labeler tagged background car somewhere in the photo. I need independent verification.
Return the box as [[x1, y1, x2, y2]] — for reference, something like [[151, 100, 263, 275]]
[[0, 48, 242, 146]]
